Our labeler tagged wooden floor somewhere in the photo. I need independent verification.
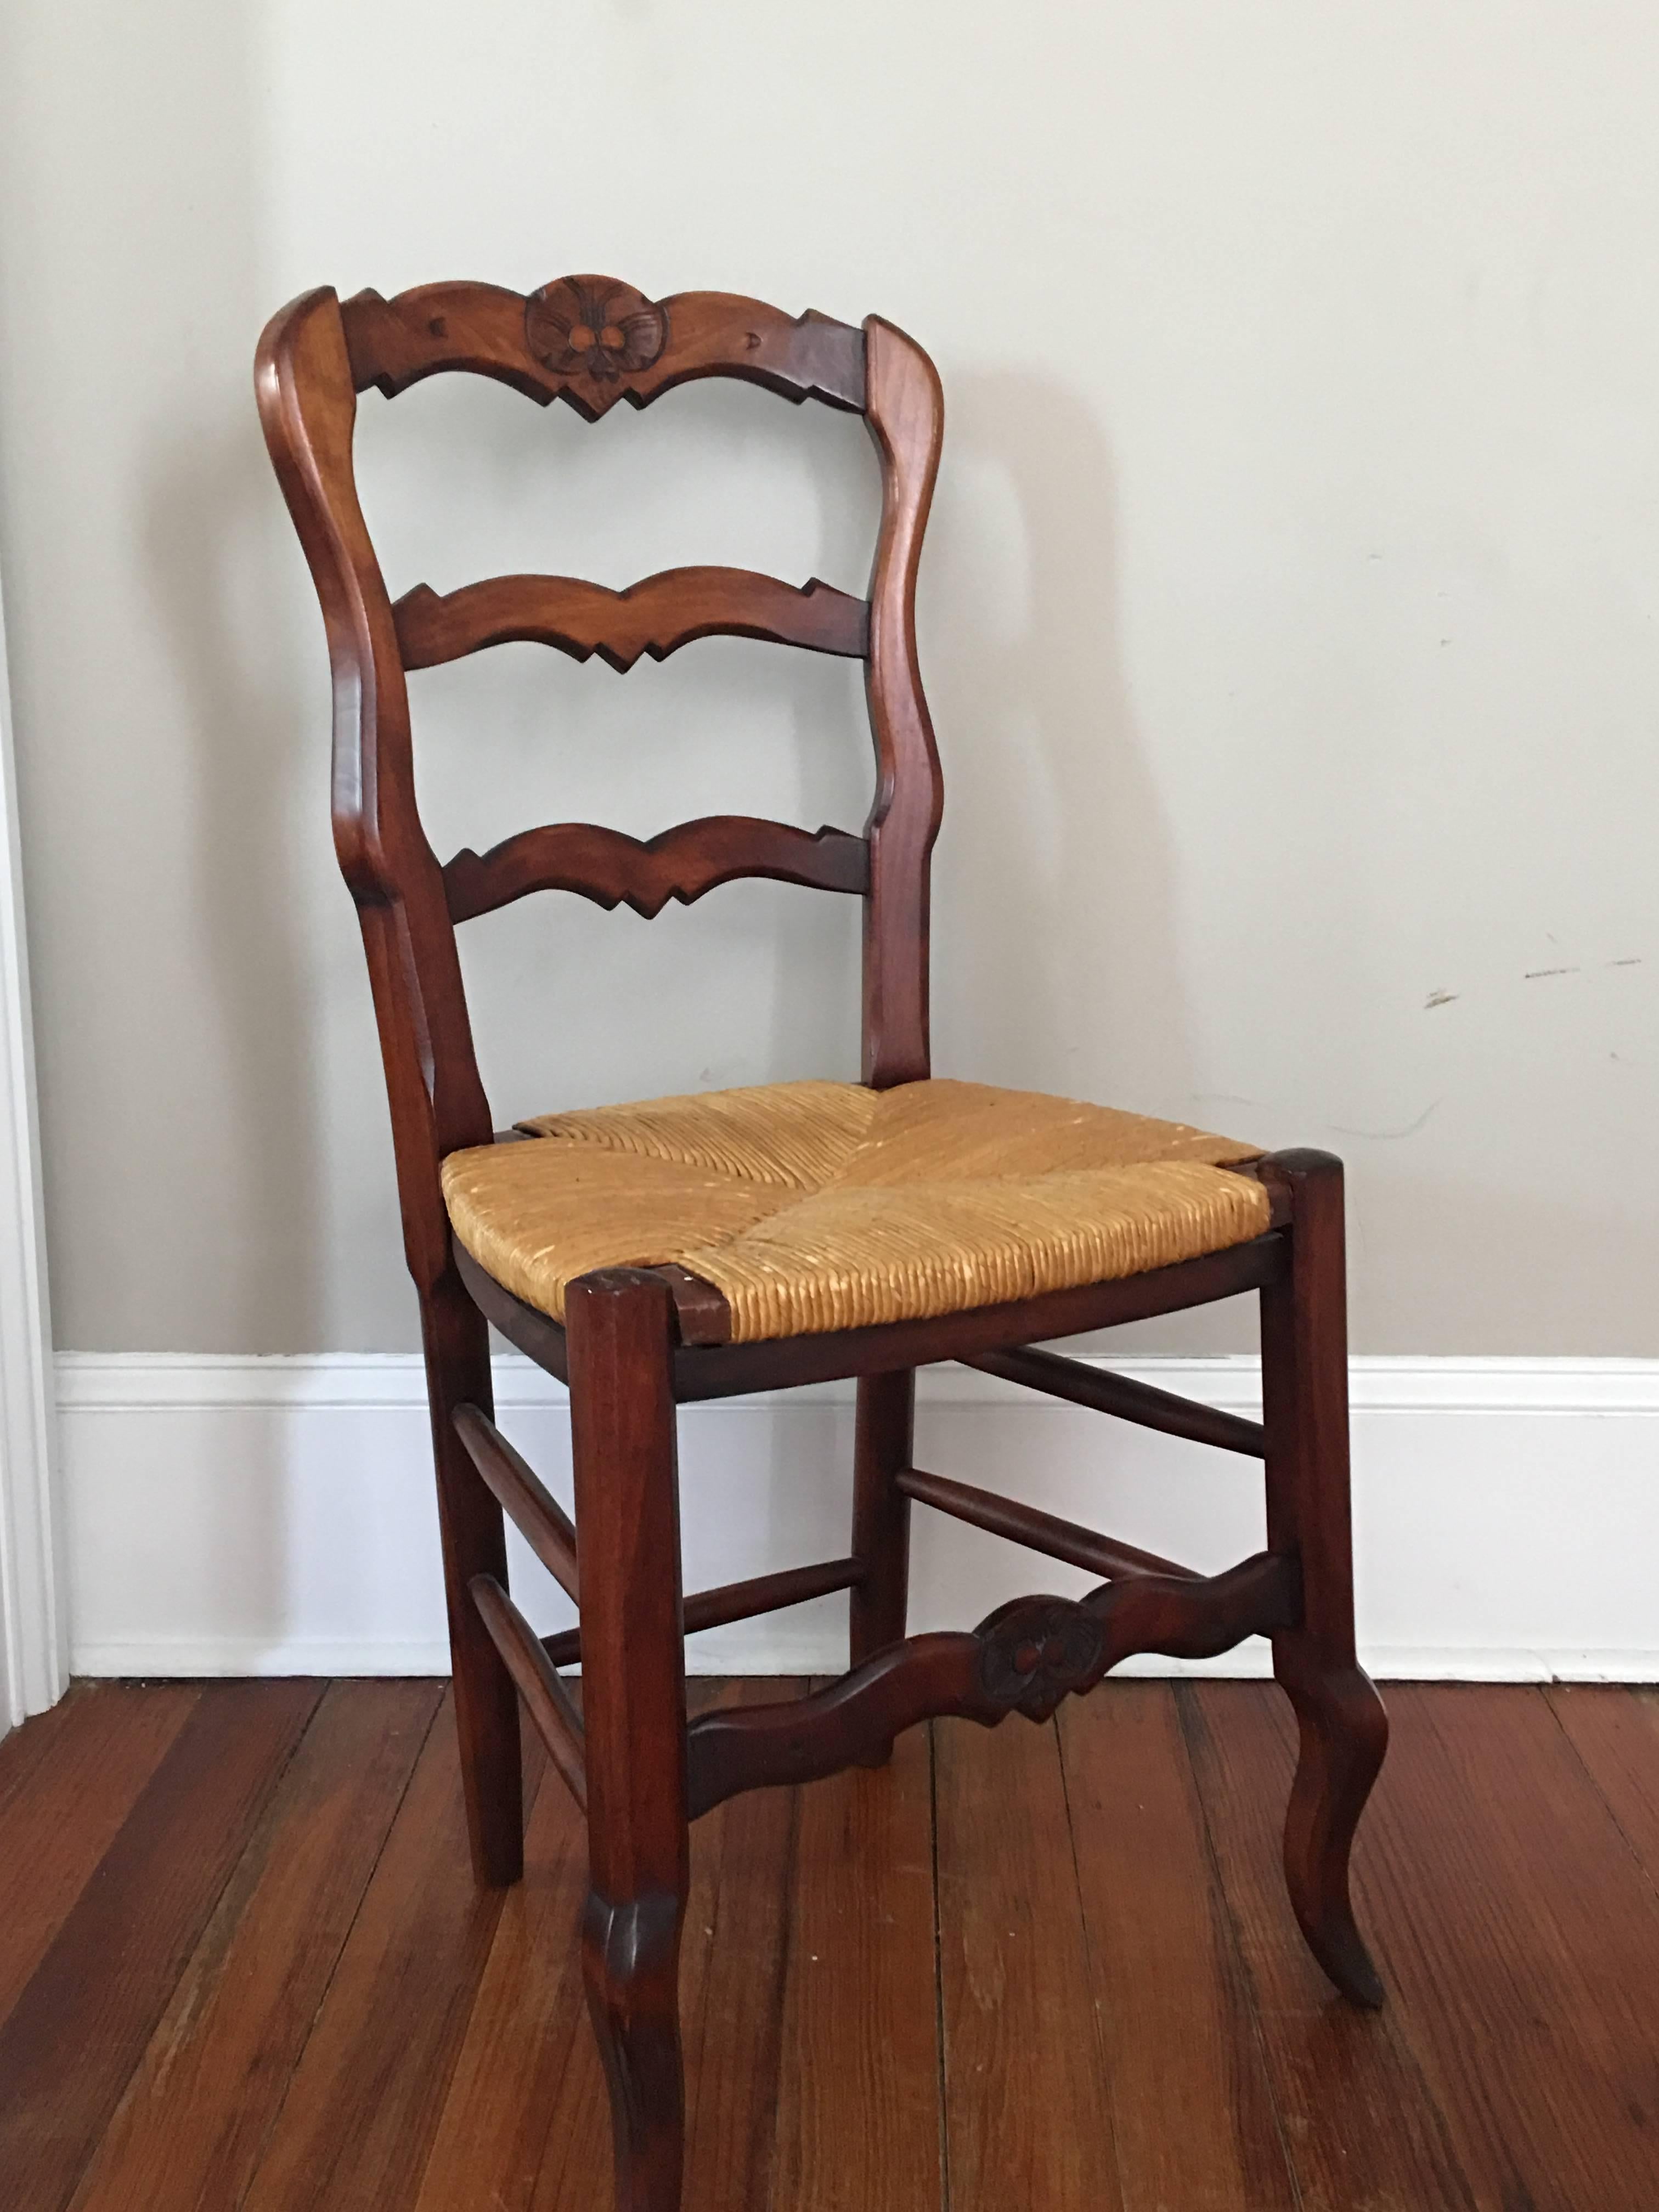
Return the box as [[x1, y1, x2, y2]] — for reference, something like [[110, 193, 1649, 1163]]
[[2, 1680, 1658, 2210]]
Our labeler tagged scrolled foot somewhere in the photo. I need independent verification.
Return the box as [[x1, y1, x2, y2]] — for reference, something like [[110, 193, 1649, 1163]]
[[1276, 1647, 1389, 2008]]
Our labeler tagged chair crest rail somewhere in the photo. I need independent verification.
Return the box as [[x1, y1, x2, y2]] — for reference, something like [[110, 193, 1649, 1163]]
[[443, 815, 870, 923], [685, 1549, 1300, 1818], [394, 568, 869, 673], [342, 278, 867, 416]]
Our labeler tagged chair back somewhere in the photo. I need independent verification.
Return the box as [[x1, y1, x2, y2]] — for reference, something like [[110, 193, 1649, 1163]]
[[256, 273, 943, 1288]]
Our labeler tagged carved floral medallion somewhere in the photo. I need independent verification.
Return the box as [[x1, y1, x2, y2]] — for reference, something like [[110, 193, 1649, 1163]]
[[977, 1595, 1106, 1721], [524, 276, 668, 386]]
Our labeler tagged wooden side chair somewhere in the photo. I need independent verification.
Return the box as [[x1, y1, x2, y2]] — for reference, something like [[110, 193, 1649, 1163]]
[[257, 273, 1388, 2212]]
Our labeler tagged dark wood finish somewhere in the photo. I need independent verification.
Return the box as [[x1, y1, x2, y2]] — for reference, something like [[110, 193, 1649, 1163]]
[[68, 1681, 441, 2212], [0, 1683, 200, 2022], [0, 1680, 321, 2212], [566, 1270, 690, 2212], [455, 1401, 579, 1599], [421, 1272, 524, 1889], [1058, 1685, 1299, 2210], [1180, 1683, 1478, 2210], [396, 567, 868, 672], [933, 1711, 1121, 2209], [771, 1710, 942, 2209], [454, 1229, 1288, 1401], [342, 280, 866, 415], [848, 1368, 912, 1702], [411, 1693, 594, 2212], [18, 1679, 1659, 2209], [896, 1462, 1200, 1582], [860, 316, 944, 1087], [1256, 1150, 1388, 2007], [541, 1555, 864, 1669], [443, 816, 868, 926], [240, 1693, 548, 2212], [473, 1573, 589, 1810], [260, 266, 1390, 2208], [966, 1342, 1268, 1456], [1548, 1682, 1659, 1878], [1365, 1684, 1659, 2210], [685, 1552, 1297, 1818]]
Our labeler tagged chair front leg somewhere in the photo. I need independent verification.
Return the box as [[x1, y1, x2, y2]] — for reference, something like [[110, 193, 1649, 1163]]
[[420, 1268, 524, 1888], [567, 1268, 690, 2212], [1258, 1150, 1389, 2009]]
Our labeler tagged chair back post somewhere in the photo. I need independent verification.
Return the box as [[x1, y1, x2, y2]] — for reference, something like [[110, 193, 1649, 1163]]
[[860, 316, 945, 1088], [255, 287, 492, 1295]]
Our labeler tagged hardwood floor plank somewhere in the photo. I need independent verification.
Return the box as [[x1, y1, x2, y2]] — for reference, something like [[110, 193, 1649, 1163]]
[[770, 1711, 941, 2212], [1058, 1683, 1297, 2212], [0, 1681, 202, 2021], [66, 1679, 442, 2212], [680, 1684, 801, 2212], [240, 1690, 546, 2212], [935, 1711, 1122, 2212], [1346, 1684, 1659, 2211], [1182, 1682, 1476, 2212], [410, 1712, 590, 2212], [1547, 1684, 1659, 1887], [0, 1679, 323, 2212], [0, 1683, 95, 1817]]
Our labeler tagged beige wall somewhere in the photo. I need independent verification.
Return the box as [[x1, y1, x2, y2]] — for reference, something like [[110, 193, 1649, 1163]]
[[0, 0, 1655, 1356]]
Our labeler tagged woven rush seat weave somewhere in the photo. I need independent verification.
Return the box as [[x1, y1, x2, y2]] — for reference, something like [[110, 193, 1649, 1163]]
[[441, 1078, 1271, 1344]]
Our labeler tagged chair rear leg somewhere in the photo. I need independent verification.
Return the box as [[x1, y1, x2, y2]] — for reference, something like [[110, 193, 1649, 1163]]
[[420, 1269, 524, 1888], [1258, 1150, 1389, 2010], [568, 1269, 690, 2212]]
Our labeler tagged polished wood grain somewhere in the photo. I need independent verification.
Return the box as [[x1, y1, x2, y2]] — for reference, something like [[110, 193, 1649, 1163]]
[[1353, 1684, 1659, 2211], [685, 1554, 1297, 1818], [240, 1693, 548, 2212], [343, 280, 866, 415], [261, 267, 1390, 2208], [566, 1271, 690, 2212], [396, 568, 868, 672], [860, 316, 944, 1088], [13, 1678, 1659, 2209], [472, 1574, 588, 1810], [896, 1461, 1199, 1582], [966, 1342, 1267, 1455], [934, 1709, 1122, 2209], [0, 1682, 200, 2023], [1256, 1152, 1389, 2008], [443, 816, 869, 925], [0, 1680, 322, 2212], [454, 1401, 579, 1599], [542, 1555, 864, 1671], [67, 1681, 441, 2212], [1548, 1682, 1659, 1880], [1182, 1683, 1477, 2211], [770, 1713, 942, 2209], [1059, 1685, 1300, 2211]]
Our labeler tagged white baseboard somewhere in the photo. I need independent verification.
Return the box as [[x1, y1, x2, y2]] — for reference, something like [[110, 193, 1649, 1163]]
[[54, 1354, 1659, 1683]]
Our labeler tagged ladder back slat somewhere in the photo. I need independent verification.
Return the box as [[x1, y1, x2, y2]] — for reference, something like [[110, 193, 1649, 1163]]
[[394, 567, 869, 673], [443, 815, 870, 923]]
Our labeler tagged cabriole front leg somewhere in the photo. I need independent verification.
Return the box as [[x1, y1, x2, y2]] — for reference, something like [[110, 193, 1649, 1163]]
[[567, 1269, 690, 2212], [1257, 1150, 1389, 2009]]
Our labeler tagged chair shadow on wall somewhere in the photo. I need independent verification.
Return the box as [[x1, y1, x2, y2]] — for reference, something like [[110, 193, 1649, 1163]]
[[755, 366, 1216, 1630], [139, 420, 323, 1656]]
